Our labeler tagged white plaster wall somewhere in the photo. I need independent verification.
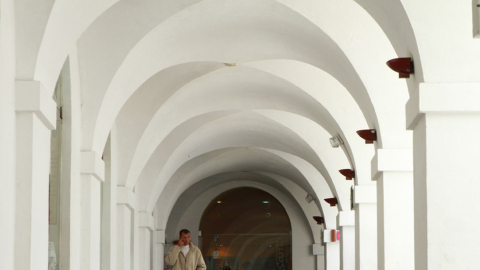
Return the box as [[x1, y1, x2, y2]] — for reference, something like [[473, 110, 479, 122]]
[[401, 0, 480, 82], [0, 0, 16, 268], [413, 113, 480, 269]]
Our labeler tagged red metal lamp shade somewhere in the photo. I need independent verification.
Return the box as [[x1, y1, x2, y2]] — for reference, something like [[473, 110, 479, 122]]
[[339, 169, 355, 180], [324, 197, 338, 207], [313, 216, 324, 225], [356, 129, 376, 144], [386, 57, 414, 78]]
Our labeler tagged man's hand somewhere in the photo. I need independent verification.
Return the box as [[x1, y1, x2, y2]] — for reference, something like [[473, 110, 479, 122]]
[[177, 239, 185, 247]]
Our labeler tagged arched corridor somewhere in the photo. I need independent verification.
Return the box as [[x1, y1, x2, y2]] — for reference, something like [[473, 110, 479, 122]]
[[1, 1, 480, 270]]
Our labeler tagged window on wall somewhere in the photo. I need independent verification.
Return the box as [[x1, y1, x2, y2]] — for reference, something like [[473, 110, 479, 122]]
[[473, 0, 480, 37], [199, 188, 292, 270]]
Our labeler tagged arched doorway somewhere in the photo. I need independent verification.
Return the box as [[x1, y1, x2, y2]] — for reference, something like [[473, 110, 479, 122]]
[[199, 187, 292, 270]]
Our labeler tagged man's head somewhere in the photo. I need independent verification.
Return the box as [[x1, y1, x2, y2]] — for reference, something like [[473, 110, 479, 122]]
[[178, 229, 191, 246]]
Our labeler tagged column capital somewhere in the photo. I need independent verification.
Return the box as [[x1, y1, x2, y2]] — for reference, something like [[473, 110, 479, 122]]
[[322, 229, 340, 244], [337, 211, 355, 227], [81, 151, 105, 182], [117, 186, 135, 210], [372, 149, 413, 180], [354, 185, 376, 204], [138, 211, 154, 232], [407, 82, 480, 130], [15, 80, 56, 130], [155, 230, 165, 245]]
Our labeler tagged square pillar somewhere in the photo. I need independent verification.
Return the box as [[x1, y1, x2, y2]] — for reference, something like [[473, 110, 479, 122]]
[[57, 59, 83, 270], [81, 151, 105, 270], [322, 230, 340, 270], [156, 230, 166, 270], [337, 211, 355, 270], [138, 211, 154, 270], [117, 187, 135, 270], [313, 244, 325, 270], [0, 5, 16, 267], [101, 133, 119, 270], [372, 149, 414, 270], [407, 83, 480, 269], [353, 185, 377, 270], [15, 81, 56, 270]]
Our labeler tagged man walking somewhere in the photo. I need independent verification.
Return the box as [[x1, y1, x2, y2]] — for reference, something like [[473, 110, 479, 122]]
[[165, 229, 207, 270]]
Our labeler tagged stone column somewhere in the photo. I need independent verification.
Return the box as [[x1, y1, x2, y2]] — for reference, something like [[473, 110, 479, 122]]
[[337, 211, 355, 270], [313, 244, 325, 270], [406, 83, 480, 269], [323, 229, 340, 270], [117, 187, 135, 270], [138, 211, 154, 270], [372, 149, 414, 270], [58, 58, 82, 270], [353, 185, 377, 270], [80, 151, 105, 270], [14, 81, 56, 270], [156, 230, 166, 270], [101, 133, 118, 270], [0, 1, 16, 268]]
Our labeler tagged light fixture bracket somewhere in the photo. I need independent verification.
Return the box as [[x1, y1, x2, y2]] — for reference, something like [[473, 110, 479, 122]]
[[329, 134, 344, 148]]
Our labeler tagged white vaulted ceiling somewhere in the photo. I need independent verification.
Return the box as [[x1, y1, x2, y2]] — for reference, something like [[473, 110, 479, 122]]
[[15, 0, 424, 229]]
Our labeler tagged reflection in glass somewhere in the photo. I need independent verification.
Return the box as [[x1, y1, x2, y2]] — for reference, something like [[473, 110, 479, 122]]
[[200, 188, 292, 270]]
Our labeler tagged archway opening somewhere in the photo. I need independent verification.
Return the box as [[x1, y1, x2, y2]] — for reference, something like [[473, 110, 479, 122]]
[[199, 187, 292, 270]]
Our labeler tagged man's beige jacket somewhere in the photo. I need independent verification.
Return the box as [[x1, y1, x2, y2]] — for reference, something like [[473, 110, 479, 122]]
[[165, 243, 207, 270]]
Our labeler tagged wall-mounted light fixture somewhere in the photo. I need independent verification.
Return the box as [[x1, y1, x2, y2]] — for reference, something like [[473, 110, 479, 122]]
[[305, 194, 315, 203], [329, 134, 344, 148], [386, 58, 414, 78], [339, 169, 355, 180], [324, 197, 338, 207], [313, 216, 324, 225], [356, 129, 376, 144]]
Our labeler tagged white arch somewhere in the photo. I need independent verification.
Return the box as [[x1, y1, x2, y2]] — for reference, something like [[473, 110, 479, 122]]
[[165, 172, 323, 243], [113, 61, 374, 194], [119, 66, 344, 188], [149, 147, 338, 228], [15, 0, 118, 93], [145, 110, 354, 210], [133, 111, 349, 212], [80, 0, 385, 154], [161, 180, 318, 270]]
